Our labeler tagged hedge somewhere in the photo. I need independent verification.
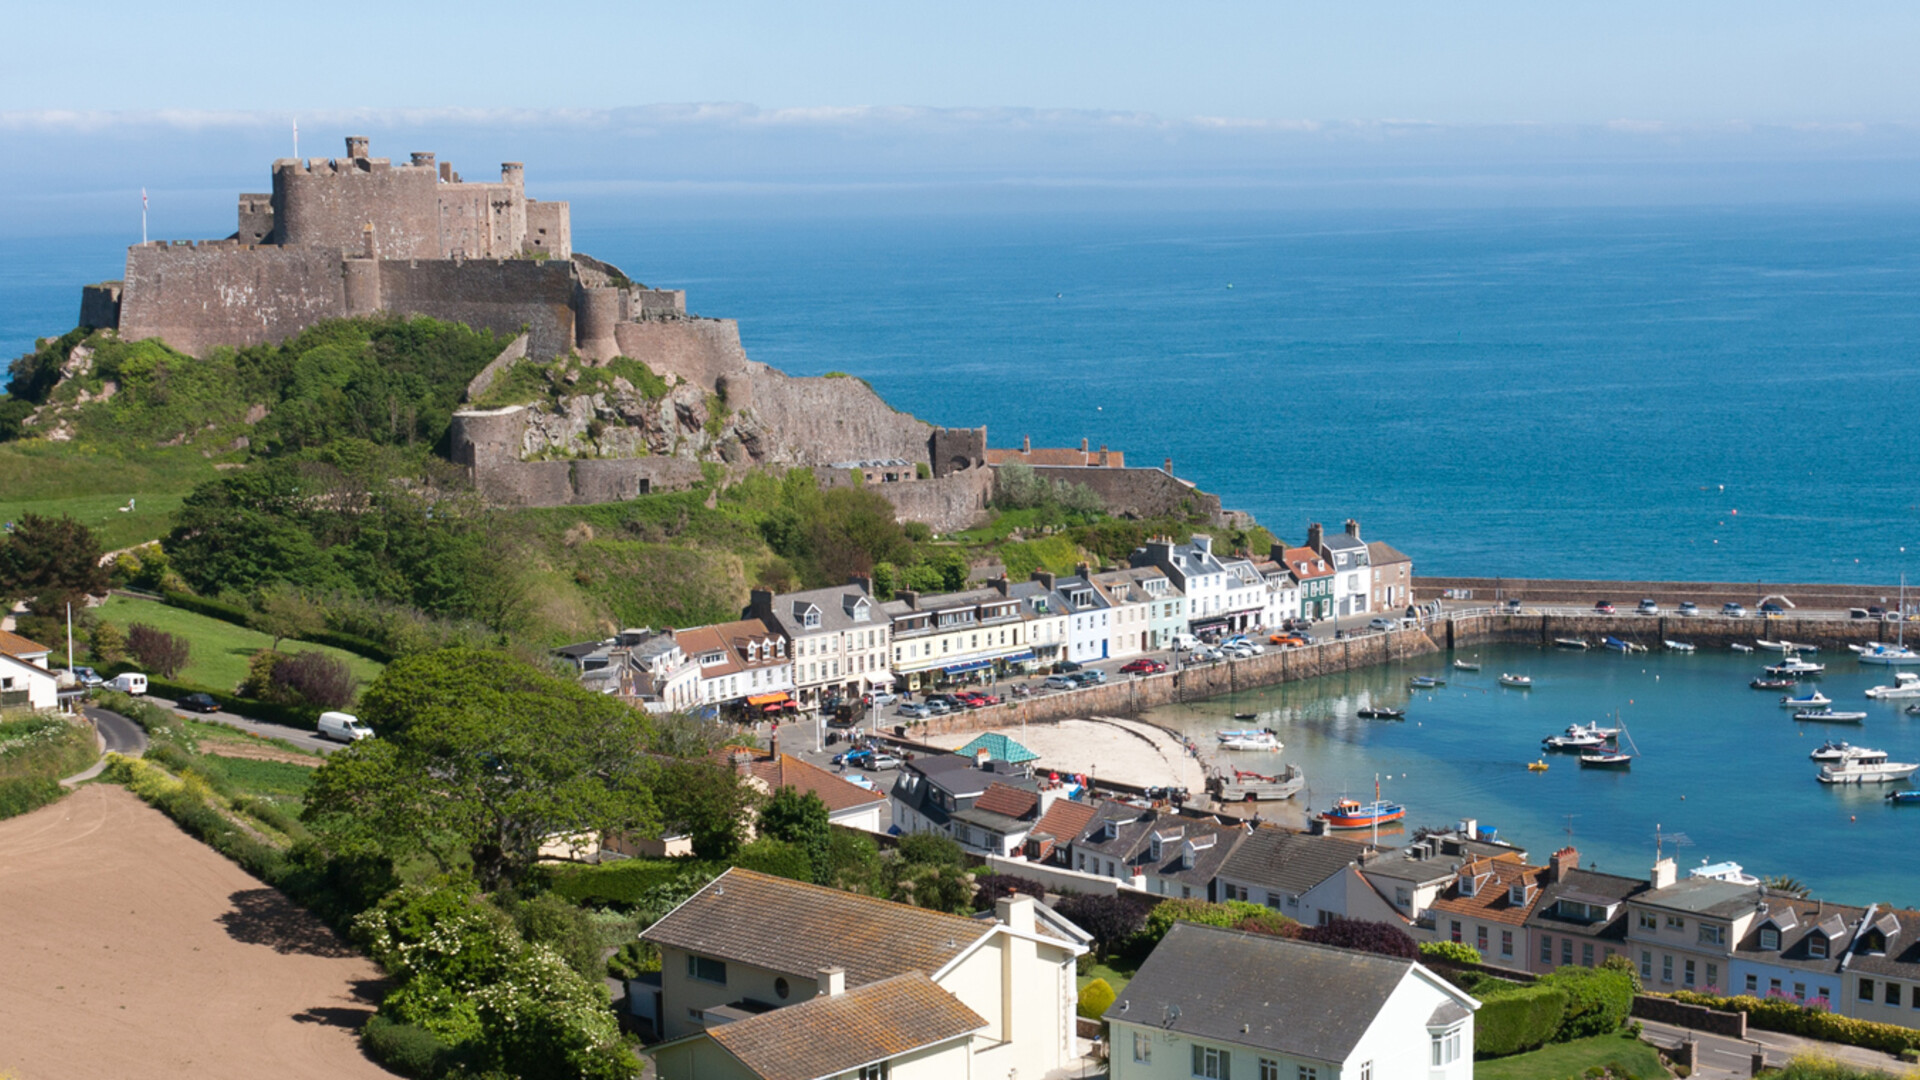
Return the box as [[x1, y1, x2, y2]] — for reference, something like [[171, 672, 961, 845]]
[[1666, 991, 1920, 1055], [361, 1013, 453, 1078], [1538, 965, 1634, 1039], [160, 590, 393, 663], [147, 676, 322, 730], [0, 776, 65, 820], [1474, 983, 1569, 1057], [1421, 941, 1484, 965]]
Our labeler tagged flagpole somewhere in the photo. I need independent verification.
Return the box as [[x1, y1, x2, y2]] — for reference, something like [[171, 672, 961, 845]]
[[141, 188, 148, 245], [293, 117, 299, 160]]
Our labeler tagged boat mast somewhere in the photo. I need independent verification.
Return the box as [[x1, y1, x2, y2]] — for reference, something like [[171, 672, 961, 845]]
[[1371, 773, 1380, 847]]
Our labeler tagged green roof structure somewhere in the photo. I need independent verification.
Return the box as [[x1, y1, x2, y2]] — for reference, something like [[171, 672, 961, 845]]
[[953, 732, 1039, 765]]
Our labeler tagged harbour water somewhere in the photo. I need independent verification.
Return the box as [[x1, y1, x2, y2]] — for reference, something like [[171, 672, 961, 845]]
[[1144, 642, 1920, 906]]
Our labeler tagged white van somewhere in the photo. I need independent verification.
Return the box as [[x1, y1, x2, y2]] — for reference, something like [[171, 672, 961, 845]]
[[317, 711, 373, 743], [1168, 632, 1200, 652], [109, 672, 148, 695]]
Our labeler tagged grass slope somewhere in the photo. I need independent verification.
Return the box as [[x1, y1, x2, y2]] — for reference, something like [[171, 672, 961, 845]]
[[96, 596, 386, 694], [1476, 1032, 1670, 1080], [0, 442, 218, 550]]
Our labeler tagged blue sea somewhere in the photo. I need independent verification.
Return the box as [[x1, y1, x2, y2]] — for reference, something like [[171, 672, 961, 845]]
[[7, 206, 1919, 582]]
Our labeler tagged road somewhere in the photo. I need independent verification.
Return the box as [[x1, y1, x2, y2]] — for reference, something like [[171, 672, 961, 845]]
[[144, 694, 339, 756], [85, 705, 149, 758]]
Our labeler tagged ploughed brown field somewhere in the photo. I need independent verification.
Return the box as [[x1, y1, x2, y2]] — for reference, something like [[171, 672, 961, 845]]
[[0, 785, 394, 1079]]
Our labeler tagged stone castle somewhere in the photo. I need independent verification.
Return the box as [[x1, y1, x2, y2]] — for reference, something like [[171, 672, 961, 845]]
[[75, 137, 1218, 532]]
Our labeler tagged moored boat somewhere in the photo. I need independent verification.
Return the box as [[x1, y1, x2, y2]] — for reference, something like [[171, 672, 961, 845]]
[[1780, 691, 1832, 708], [1751, 678, 1796, 690], [1819, 758, 1920, 784], [1865, 673, 1920, 700], [1358, 706, 1405, 720], [1794, 708, 1867, 724], [1766, 656, 1826, 677], [1217, 728, 1281, 751], [1579, 748, 1634, 769], [1859, 643, 1920, 666], [1756, 639, 1791, 651], [1453, 658, 1482, 672], [1888, 790, 1920, 804], [1316, 795, 1406, 830], [1553, 638, 1589, 650], [1601, 635, 1632, 652], [1410, 675, 1446, 689], [1809, 740, 1861, 762], [1664, 640, 1696, 653], [1730, 643, 1755, 653], [1527, 760, 1549, 772], [1499, 673, 1533, 688], [1213, 763, 1306, 802]]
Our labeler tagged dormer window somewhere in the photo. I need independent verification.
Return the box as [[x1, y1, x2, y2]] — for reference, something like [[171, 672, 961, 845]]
[[1861, 928, 1888, 954], [1807, 934, 1827, 959], [1458, 875, 1476, 898], [1760, 928, 1779, 951]]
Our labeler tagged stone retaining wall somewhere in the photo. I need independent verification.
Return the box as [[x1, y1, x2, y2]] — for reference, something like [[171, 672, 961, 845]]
[[1632, 995, 1748, 1039], [1439, 611, 1893, 652], [1419, 576, 1910, 612]]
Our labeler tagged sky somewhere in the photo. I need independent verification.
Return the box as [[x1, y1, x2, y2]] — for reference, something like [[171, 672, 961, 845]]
[[4, 2, 1920, 235]]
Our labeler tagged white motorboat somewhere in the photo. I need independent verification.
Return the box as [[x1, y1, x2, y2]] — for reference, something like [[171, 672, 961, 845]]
[[1730, 643, 1755, 653], [1766, 656, 1826, 677], [1663, 640, 1696, 653], [1544, 731, 1607, 751], [1564, 721, 1621, 738], [1756, 639, 1791, 652], [1500, 673, 1534, 688], [1553, 638, 1589, 650], [1858, 643, 1920, 666], [1779, 691, 1832, 708], [1809, 740, 1867, 762], [1865, 672, 1920, 700], [1818, 758, 1920, 784], [1220, 733, 1283, 752], [1453, 658, 1482, 672]]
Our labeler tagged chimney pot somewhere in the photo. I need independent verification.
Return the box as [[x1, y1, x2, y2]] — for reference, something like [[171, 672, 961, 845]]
[[1022, 434, 1031, 453], [817, 966, 846, 997]]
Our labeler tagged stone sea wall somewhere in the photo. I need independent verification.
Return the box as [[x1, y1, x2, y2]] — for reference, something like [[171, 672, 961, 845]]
[[1438, 611, 1897, 652], [1417, 576, 1909, 612]]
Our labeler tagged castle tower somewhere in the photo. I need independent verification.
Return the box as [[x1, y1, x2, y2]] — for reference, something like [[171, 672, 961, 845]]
[[345, 135, 370, 160]]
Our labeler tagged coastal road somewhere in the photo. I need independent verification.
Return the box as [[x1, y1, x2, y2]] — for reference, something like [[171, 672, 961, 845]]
[[85, 705, 148, 758], [144, 694, 338, 756]]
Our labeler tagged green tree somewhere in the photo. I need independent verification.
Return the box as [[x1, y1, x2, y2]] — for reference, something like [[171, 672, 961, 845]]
[[654, 758, 760, 861], [88, 620, 127, 666], [303, 649, 660, 890], [0, 513, 109, 615], [252, 584, 319, 651], [758, 788, 833, 885]]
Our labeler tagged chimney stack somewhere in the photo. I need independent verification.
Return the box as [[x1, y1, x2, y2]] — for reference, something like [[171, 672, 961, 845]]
[[817, 966, 846, 997], [1346, 518, 1362, 539], [1650, 856, 1678, 890], [896, 589, 919, 609], [1080, 437, 1090, 454], [1550, 846, 1579, 884], [1031, 570, 1057, 591], [1099, 445, 1109, 466], [410, 151, 436, 169], [1308, 523, 1325, 552], [996, 893, 1037, 933], [990, 575, 1009, 596], [1022, 434, 1031, 453]]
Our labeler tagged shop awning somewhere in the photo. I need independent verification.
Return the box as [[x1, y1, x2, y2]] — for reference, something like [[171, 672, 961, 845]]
[[942, 658, 994, 674], [746, 692, 791, 707], [1000, 651, 1037, 665], [1191, 619, 1231, 633]]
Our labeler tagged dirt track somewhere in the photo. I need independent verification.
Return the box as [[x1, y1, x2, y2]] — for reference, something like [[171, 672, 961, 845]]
[[0, 785, 394, 1079]]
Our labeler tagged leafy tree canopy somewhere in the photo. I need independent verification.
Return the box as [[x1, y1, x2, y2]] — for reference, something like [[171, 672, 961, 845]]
[[0, 512, 109, 614]]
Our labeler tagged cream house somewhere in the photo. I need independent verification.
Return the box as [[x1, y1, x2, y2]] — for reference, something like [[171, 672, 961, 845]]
[[1107, 924, 1478, 1080], [643, 868, 1085, 1080], [0, 630, 59, 713]]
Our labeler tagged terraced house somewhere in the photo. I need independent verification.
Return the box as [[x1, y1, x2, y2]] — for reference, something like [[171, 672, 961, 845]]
[[745, 581, 891, 710], [675, 619, 795, 716], [1279, 544, 1335, 621], [1622, 858, 1760, 999]]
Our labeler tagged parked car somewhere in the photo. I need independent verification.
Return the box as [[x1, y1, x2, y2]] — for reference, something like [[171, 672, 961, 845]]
[[1760, 602, 1785, 619], [864, 691, 897, 707], [1053, 660, 1084, 674], [108, 672, 148, 695], [1078, 668, 1109, 685], [1043, 674, 1078, 690], [1268, 633, 1302, 646], [1593, 601, 1616, 615], [1120, 658, 1166, 674], [833, 748, 873, 768], [178, 692, 221, 713], [867, 752, 903, 770], [972, 691, 1002, 705], [1869, 605, 1887, 617], [1504, 598, 1523, 611], [317, 711, 373, 742], [923, 699, 953, 715], [896, 703, 933, 720], [1722, 602, 1747, 618], [1367, 616, 1397, 631], [1678, 601, 1699, 617], [70, 665, 104, 689], [1637, 598, 1660, 614]]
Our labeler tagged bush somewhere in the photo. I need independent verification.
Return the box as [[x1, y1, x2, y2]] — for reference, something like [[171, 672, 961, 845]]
[[1474, 983, 1570, 1057], [269, 650, 357, 708], [1539, 966, 1635, 1040], [1295, 917, 1420, 959], [1231, 910, 1298, 938], [361, 1013, 452, 1079], [1666, 991, 1920, 1055], [732, 836, 814, 882], [1421, 940, 1485, 965], [510, 891, 603, 980], [1135, 897, 1273, 951], [974, 873, 1047, 905], [1078, 977, 1117, 1019], [0, 776, 64, 819], [606, 939, 660, 980], [126, 622, 190, 678], [1055, 892, 1153, 960]]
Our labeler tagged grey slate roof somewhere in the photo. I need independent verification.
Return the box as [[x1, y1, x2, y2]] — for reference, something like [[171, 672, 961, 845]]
[[1108, 923, 1464, 1064], [1526, 867, 1649, 943], [1636, 877, 1761, 919], [1848, 908, 1920, 980], [751, 582, 878, 640], [1218, 828, 1368, 896], [1733, 897, 1865, 975]]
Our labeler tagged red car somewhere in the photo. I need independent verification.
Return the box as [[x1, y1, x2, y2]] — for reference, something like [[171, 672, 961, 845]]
[[1593, 601, 1616, 615], [953, 692, 988, 709], [1120, 658, 1167, 674]]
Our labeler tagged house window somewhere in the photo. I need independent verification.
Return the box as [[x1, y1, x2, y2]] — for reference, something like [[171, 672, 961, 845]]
[[1582, 943, 1595, 968], [1890, 983, 1903, 1007], [685, 954, 727, 985], [1133, 1032, 1152, 1063], [1795, 983, 1807, 1002], [1501, 930, 1513, 958], [1699, 924, 1725, 947], [1257, 1062, 1278, 1080], [1476, 925, 1488, 952], [1450, 920, 1462, 943], [1662, 955, 1673, 984], [1638, 912, 1657, 931], [1295, 1067, 1316, 1080], [859, 1064, 889, 1080], [1684, 959, 1696, 987], [1760, 928, 1779, 951], [1359, 1064, 1372, 1080], [1808, 935, 1828, 959], [1770, 978, 1782, 996], [1706, 963, 1717, 990], [1540, 935, 1553, 965], [1562, 939, 1573, 967], [1745, 974, 1758, 993], [1191, 1043, 1230, 1079], [1430, 1024, 1462, 1066], [1666, 915, 1685, 931]]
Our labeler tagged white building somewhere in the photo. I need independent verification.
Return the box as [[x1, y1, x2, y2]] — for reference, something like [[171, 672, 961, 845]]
[[1312, 519, 1374, 618], [1130, 535, 1235, 636], [0, 630, 60, 713], [745, 581, 891, 710], [675, 618, 795, 714], [1107, 923, 1478, 1080]]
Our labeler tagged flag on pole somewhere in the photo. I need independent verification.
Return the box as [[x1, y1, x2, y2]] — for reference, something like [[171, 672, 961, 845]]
[[141, 187, 148, 244]]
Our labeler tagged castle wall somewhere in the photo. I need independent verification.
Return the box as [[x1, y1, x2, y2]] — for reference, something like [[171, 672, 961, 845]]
[[611, 318, 751, 390], [376, 258, 577, 361], [118, 242, 347, 356], [236, 194, 274, 244], [1017, 464, 1226, 523], [272, 157, 442, 259], [448, 405, 707, 506], [726, 367, 936, 466], [869, 469, 994, 533], [931, 426, 987, 477], [78, 283, 122, 331]]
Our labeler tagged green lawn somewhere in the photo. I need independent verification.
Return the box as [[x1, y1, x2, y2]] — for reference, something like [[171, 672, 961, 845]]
[[95, 596, 385, 694], [1078, 959, 1138, 1001], [0, 441, 218, 551], [1477, 1033, 1670, 1080]]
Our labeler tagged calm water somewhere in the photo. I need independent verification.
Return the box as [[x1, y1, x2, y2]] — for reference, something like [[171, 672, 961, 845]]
[[1144, 644, 1920, 906], [8, 207, 1920, 581]]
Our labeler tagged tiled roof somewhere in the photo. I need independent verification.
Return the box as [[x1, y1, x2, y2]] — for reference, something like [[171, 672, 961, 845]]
[[1280, 547, 1332, 579], [954, 732, 1039, 765], [1428, 858, 1549, 927], [971, 782, 1039, 820], [1733, 896, 1864, 973], [1110, 924, 1457, 1063], [746, 754, 887, 814], [0, 629, 52, 658], [703, 972, 985, 1080], [643, 869, 989, 987], [985, 445, 1126, 468], [1366, 541, 1412, 566], [1218, 829, 1368, 896], [1029, 798, 1098, 843]]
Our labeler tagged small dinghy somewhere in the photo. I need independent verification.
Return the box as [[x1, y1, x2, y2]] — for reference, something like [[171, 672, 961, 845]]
[[1499, 673, 1533, 688]]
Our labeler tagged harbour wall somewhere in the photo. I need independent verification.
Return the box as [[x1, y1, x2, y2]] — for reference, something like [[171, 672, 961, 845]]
[[904, 626, 1443, 738], [1416, 575, 1910, 612], [1437, 610, 1898, 652]]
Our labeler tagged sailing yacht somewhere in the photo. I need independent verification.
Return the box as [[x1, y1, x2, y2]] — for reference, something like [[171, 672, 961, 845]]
[[1861, 576, 1920, 666]]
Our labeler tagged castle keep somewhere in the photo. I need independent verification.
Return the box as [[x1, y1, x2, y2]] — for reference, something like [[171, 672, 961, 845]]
[[80, 136, 680, 361]]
